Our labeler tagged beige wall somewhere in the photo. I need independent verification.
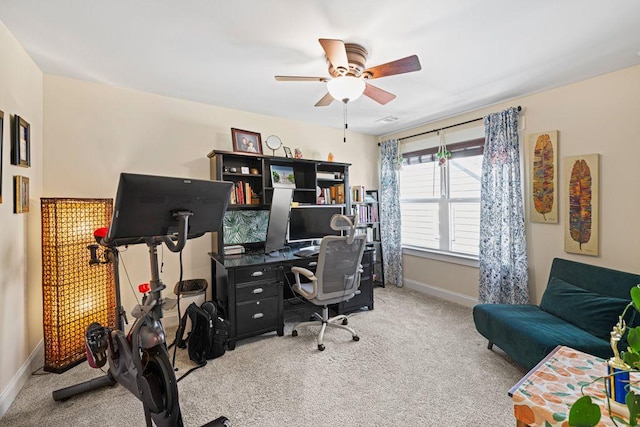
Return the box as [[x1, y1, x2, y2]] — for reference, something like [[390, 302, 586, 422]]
[[384, 64, 640, 305], [3, 14, 638, 416], [43, 74, 379, 322], [1, 44, 377, 409], [0, 21, 43, 407]]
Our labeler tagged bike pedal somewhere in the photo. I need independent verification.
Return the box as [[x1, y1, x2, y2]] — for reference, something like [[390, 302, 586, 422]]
[[85, 322, 108, 368]]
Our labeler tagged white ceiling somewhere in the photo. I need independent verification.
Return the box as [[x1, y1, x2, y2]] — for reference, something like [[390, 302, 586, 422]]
[[1, 1, 639, 136]]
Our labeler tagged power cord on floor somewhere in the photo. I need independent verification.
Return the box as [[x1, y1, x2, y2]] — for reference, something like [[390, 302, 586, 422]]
[[30, 366, 50, 376]]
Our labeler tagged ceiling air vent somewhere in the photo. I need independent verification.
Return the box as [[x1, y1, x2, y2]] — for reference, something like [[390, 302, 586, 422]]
[[375, 116, 399, 123]]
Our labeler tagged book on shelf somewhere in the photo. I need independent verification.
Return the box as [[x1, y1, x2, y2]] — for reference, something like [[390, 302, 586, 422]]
[[319, 183, 345, 205], [336, 184, 345, 203], [229, 180, 257, 205], [316, 171, 335, 180], [352, 203, 378, 223], [354, 227, 374, 243], [224, 245, 245, 255]]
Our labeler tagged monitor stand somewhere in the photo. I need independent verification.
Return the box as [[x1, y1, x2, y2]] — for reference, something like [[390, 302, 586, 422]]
[[266, 246, 290, 258]]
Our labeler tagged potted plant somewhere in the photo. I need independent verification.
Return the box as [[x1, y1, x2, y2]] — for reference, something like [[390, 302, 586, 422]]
[[570, 286, 640, 426]]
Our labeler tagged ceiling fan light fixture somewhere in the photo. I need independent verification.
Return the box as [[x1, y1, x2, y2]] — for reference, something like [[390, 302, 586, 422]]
[[327, 76, 365, 103]]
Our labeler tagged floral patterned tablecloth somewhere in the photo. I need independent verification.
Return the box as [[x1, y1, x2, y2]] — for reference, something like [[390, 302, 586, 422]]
[[511, 345, 632, 427]]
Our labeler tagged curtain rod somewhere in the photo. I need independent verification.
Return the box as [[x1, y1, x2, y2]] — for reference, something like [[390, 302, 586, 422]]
[[379, 105, 521, 145]]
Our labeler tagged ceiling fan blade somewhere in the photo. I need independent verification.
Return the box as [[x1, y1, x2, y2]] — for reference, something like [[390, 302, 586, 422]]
[[275, 76, 329, 82], [314, 92, 334, 107], [363, 55, 421, 79], [364, 83, 396, 105], [319, 39, 349, 73]]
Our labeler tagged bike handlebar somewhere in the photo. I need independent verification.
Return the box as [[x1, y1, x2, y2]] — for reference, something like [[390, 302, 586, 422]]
[[160, 210, 192, 253], [97, 211, 194, 252]]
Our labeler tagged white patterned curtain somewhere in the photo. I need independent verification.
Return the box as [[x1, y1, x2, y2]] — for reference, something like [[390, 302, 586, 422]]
[[478, 107, 529, 304], [379, 139, 403, 287]]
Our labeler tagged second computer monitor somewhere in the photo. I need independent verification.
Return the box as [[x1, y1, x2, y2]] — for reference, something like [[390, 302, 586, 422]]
[[264, 188, 294, 254], [288, 206, 343, 244]]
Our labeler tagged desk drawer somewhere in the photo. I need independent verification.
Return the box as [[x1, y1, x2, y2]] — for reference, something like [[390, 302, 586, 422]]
[[236, 296, 279, 336], [236, 280, 279, 303], [288, 258, 318, 270], [234, 265, 279, 284]]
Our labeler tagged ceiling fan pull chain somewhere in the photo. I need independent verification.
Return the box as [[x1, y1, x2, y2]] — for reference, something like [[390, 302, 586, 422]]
[[343, 102, 348, 143]]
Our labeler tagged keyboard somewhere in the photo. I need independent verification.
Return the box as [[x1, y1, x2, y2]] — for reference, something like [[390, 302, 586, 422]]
[[293, 246, 320, 257]]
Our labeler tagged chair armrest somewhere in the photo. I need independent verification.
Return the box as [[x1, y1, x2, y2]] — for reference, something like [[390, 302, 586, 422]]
[[291, 266, 318, 299], [291, 266, 315, 279]]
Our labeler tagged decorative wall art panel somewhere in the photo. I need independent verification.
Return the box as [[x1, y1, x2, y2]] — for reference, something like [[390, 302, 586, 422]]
[[564, 153, 599, 256], [528, 130, 558, 223]]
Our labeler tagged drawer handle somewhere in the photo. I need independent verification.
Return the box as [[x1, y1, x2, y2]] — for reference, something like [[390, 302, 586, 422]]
[[308, 262, 317, 267], [251, 271, 264, 277], [252, 313, 264, 319], [252, 288, 263, 294]]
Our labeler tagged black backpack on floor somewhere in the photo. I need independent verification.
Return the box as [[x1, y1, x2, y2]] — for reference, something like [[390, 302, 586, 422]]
[[174, 301, 230, 367]]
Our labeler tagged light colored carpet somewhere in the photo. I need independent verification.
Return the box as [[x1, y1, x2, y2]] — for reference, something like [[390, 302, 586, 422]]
[[0, 286, 526, 426]]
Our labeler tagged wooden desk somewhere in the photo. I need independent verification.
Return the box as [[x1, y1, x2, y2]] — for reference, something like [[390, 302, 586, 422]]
[[509, 345, 630, 427], [210, 249, 374, 350]]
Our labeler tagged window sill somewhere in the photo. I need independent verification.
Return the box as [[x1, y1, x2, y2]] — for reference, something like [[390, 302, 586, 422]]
[[402, 246, 479, 268]]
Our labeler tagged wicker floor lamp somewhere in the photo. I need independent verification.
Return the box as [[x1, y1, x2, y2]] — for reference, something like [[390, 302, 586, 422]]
[[41, 198, 115, 373]]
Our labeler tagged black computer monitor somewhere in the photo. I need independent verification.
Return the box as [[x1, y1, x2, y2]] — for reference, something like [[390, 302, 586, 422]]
[[264, 188, 293, 254], [108, 173, 233, 241], [288, 206, 343, 244]]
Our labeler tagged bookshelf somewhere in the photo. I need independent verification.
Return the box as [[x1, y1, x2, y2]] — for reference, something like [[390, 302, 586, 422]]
[[351, 189, 384, 287], [209, 150, 350, 207], [208, 150, 350, 251]]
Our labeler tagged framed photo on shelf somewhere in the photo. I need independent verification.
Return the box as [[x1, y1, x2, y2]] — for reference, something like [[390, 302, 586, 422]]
[[270, 165, 296, 188], [14, 175, 29, 214], [0, 110, 4, 203], [283, 146, 293, 158], [231, 128, 262, 154], [11, 115, 30, 167]]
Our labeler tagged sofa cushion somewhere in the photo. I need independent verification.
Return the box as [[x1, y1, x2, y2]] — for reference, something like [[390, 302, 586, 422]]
[[539, 277, 631, 340], [473, 303, 611, 370]]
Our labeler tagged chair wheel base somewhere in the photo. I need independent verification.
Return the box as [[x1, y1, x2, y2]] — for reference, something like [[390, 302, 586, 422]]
[[353, 335, 360, 342], [292, 330, 298, 337], [318, 344, 325, 351]]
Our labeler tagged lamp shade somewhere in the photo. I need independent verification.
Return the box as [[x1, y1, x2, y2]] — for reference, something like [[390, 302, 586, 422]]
[[41, 198, 115, 373], [327, 76, 366, 103]]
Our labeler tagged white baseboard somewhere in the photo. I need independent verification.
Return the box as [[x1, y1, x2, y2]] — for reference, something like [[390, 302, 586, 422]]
[[403, 279, 478, 308], [0, 340, 44, 418]]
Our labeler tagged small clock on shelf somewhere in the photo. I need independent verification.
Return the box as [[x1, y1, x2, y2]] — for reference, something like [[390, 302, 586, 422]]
[[265, 135, 282, 156]]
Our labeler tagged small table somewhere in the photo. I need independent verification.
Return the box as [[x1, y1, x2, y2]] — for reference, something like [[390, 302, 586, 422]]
[[509, 345, 631, 427]]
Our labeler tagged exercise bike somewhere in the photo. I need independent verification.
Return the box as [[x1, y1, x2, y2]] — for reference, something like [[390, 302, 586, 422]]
[[52, 173, 233, 427]]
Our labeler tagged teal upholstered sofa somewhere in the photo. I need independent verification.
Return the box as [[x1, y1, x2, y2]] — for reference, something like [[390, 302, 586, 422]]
[[473, 258, 640, 370]]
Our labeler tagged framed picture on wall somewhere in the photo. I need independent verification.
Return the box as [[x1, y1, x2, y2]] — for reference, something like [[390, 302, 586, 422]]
[[563, 153, 599, 256], [231, 128, 262, 155], [14, 175, 29, 214], [11, 115, 30, 167], [0, 110, 4, 204]]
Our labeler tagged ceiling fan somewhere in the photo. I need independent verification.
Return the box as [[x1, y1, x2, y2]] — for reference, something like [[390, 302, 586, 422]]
[[275, 38, 421, 106]]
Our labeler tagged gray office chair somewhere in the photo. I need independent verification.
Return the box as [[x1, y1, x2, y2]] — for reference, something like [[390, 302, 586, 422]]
[[290, 214, 366, 351]]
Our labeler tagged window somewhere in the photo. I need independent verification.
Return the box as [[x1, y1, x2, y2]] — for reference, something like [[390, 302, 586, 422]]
[[400, 138, 484, 257]]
